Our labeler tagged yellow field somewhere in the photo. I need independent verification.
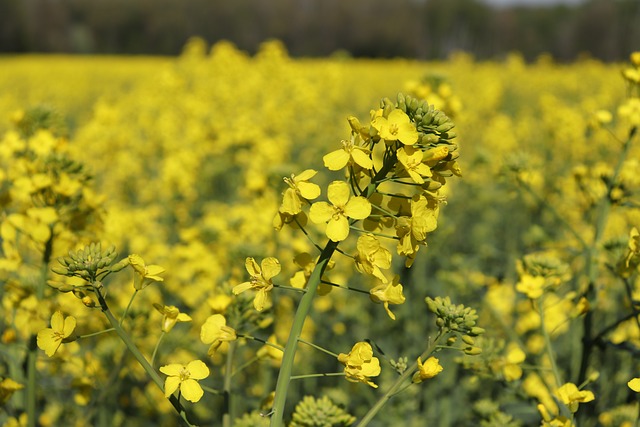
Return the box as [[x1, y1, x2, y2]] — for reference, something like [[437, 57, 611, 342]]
[[1, 39, 640, 426]]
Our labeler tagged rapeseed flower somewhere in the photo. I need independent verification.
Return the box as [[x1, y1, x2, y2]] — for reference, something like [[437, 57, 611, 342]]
[[200, 314, 237, 356], [128, 254, 165, 290], [153, 304, 192, 333], [354, 234, 392, 283], [160, 360, 209, 403], [371, 109, 418, 145], [396, 194, 438, 265], [280, 169, 321, 215], [323, 134, 373, 171], [369, 275, 405, 320], [309, 181, 371, 242], [233, 257, 280, 311], [412, 356, 443, 383], [37, 311, 76, 357], [555, 382, 595, 413], [397, 146, 432, 184], [337, 341, 381, 388]]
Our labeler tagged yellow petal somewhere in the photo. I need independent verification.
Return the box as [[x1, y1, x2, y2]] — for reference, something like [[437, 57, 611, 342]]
[[50, 311, 65, 331], [36, 328, 60, 357], [297, 181, 321, 200], [186, 360, 210, 380], [351, 149, 373, 170], [160, 364, 184, 376], [232, 281, 253, 295], [326, 215, 349, 242], [253, 288, 270, 312], [628, 378, 640, 392], [280, 188, 302, 215], [344, 197, 371, 220], [294, 169, 317, 182], [62, 315, 76, 338], [327, 181, 350, 207], [309, 202, 334, 224], [323, 149, 350, 171], [164, 376, 181, 397], [245, 257, 261, 277], [180, 379, 204, 403], [201, 314, 226, 344], [260, 257, 281, 280]]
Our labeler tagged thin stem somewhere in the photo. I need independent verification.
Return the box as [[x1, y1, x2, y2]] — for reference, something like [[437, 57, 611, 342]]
[[320, 280, 370, 295], [120, 289, 139, 327], [293, 216, 323, 253], [273, 284, 307, 293], [298, 338, 340, 358], [538, 297, 562, 389], [201, 385, 223, 395], [232, 355, 261, 378], [222, 340, 236, 427], [290, 372, 345, 380], [150, 331, 166, 368], [357, 329, 445, 426], [77, 328, 116, 340], [94, 287, 196, 427], [237, 333, 285, 351]]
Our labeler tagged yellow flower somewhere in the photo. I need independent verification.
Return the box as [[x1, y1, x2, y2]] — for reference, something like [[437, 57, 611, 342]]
[[0, 378, 24, 404], [323, 134, 373, 171], [153, 304, 192, 333], [36, 311, 76, 357], [309, 181, 371, 242], [396, 194, 438, 266], [397, 146, 432, 184], [502, 343, 526, 381], [354, 234, 392, 283], [369, 275, 405, 320], [371, 109, 418, 145], [628, 377, 640, 392], [337, 341, 381, 388], [279, 169, 321, 215], [128, 254, 165, 290], [555, 382, 595, 413], [515, 274, 547, 299], [159, 360, 210, 403], [200, 314, 237, 356], [233, 257, 281, 312], [412, 356, 443, 383]]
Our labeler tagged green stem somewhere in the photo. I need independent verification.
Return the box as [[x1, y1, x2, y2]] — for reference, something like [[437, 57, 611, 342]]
[[222, 340, 236, 427], [94, 287, 196, 427], [290, 372, 345, 380], [26, 233, 54, 427], [150, 331, 166, 368], [120, 289, 139, 326], [298, 338, 339, 358], [269, 240, 338, 427], [356, 329, 445, 426], [538, 297, 562, 389], [77, 328, 116, 340]]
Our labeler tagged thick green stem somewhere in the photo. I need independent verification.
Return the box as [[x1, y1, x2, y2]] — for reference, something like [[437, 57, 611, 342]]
[[269, 240, 338, 426], [95, 289, 196, 427], [356, 330, 445, 427]]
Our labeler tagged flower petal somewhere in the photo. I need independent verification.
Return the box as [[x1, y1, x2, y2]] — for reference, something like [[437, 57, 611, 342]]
[[160, 364, 184, 376], [297, 181, 321, 200], [323, 149, 350, 171], [180, 379, 204, 403], [50, 311, 64, 332], [281, 188, 302, 215], [201, 314, 226, 344], [345, 197, 371, 220], [294, 169, 317, 182], [232, 281, 253, 295], [36, 329, 60, 357], [326, 215, 350, 242], [62, 315, 76, 338], [164, 376, 181, 397], [351, 149, 373, 170], [186, 360, 210, 380], [327, 181, 350, 207], [260, 257, 281, 280], [245, 257, 261, 277], [309, 202, 334, 224]]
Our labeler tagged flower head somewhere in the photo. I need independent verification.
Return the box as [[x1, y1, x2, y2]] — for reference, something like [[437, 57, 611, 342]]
[[232, 257, 280, 311], [412, 356, 443, 383], [354, 234, 392, 283], [128, 254, 165, 290], [396, 194, 438, 266], [337, 342, 381, 388], [555, 382, 595, 413], [309, 181, 371, 242], [397, 146, 432, 184], [279, 169, 321, 215], [323, 134, 373, 171], [369, 275, 405, 320], [160, 360, 210, 403], [200, 314, 237, 356], [153, 304, 192, 333], [371, 109, 418, 145], [37, 311, 76, 357]]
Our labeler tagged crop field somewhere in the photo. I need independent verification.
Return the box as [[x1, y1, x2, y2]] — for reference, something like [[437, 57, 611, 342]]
[[1, 39, 640, 427]]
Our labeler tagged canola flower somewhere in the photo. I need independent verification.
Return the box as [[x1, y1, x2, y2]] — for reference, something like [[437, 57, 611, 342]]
[[160, 360, 210, 403], [37, 311, 76, 357], [233, 257, 281, 312], [200, 314, 237, 356]]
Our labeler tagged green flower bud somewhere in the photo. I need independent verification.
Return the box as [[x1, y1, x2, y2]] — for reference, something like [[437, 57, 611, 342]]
[[464, 346, 482, 356]]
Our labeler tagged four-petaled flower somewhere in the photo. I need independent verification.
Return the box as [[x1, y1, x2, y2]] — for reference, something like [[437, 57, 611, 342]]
[[233, 257, 281, 312], [397, 146, 432, 184], [323, 134, 373, 171], [412, 356, 443, 383], [354, 234, 392, 283], [371, 109, 418, 145], [160, 360, 210, 403], [37, 311, 76, 357], [555, 382, 595, 413], [369, 275, 406, 320], [337, 341, 381, 388], [128, 254, 165, 290], [153, 304, 192, 333], [200, 314, 237, 356], [309, 181, 371, 242], [279, 169, 321, 215]]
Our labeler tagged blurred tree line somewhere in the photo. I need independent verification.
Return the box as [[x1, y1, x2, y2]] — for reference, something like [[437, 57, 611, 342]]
[[1, 0, 638, 61]]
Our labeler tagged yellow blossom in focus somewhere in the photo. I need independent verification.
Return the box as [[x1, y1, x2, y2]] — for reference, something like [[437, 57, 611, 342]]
[[412, 356, 443, 383], [397, 146, 432, 184], [233, 257, 280, 311], [369, 275, 405, 320], [396, 194, 438, 266], [128, 254, 165, 290], [338, 341, 381, 388], [279, 169, 321, 215], [371, 109, 418, 145], [36, 311, 76, 357], [153, 304, 192, 333], [159, 360, 209, 403], [323, 134, 373, 171], [309, 181, 371, 242], [200, 314, 237, 356], [555, 382, 595, 413]]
